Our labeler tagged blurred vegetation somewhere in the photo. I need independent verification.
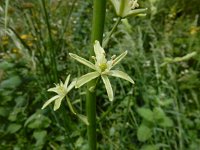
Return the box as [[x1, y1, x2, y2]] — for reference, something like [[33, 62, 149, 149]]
[[0, 0, 200, 149]]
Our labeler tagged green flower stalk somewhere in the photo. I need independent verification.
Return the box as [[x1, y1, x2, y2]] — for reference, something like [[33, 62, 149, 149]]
[[42, 75, 76, 111], [110, 0, 147, 18], [69, 40, 134, 101]]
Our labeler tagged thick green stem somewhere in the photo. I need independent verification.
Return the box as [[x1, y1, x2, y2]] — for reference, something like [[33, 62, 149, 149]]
[[86, 0, 106, 150]]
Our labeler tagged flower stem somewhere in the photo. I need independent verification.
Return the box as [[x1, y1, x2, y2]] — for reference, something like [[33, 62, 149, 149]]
[[86, 0, 106, 149], [103, 17, 121, 48]]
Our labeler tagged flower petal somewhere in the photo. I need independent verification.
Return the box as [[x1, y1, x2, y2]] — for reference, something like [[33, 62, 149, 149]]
[[110, 0, 120, 15], [112, 51, 127, 68], [47, 86, 58, 93], [42, 95, 60, 109], [64, 75, 70, 89], [54, 96, 65, 111], [69, 53, 96, 70], [126, 8, 147, 17], [67, 78, 76, 92], [108, 70, 135, 84], [101, 75, 114, 101], [76, 71, 100, 88], [94, 40, 105, 57]]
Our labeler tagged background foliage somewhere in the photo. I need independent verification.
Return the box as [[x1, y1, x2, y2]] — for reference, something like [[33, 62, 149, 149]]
[[0, 0, 200, 149]]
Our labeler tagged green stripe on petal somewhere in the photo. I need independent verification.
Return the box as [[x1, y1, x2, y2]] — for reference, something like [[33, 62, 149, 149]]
[[76, 71, 100, 88], [101, 75, 114, 101], [112, 51, 127, 68], [42, 95, 60, 109], [69, 53, 96, 70], [108, 70, 135, 84]]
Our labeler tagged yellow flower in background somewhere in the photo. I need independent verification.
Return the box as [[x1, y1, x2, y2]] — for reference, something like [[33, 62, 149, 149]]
[[2, 36, 9, 46], [190, 26, 200, 35], [20, 34, 29, 40]]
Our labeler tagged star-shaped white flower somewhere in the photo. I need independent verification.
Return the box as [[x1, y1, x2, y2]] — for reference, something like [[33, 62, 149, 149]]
[[110, 0, 147, 18], [69, 40, 134, 101], [42, 75, 76, 111]]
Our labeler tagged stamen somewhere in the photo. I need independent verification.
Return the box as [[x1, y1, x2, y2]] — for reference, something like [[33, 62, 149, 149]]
[[111, 55, 116, 60]]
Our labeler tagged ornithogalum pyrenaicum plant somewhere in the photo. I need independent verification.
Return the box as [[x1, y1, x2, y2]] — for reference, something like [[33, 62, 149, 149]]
[[69, 40, 135, 101], [110, 0, 147, 18]]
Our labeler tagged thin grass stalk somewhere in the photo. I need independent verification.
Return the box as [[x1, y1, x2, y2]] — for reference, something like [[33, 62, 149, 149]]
[[40, 0, 58, 82], [86, 0, 106, 149]]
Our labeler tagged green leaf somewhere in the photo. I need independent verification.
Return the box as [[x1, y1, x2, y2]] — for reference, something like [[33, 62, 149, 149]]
[[0, 61, 14, 70], [137, 124, 152, 142], [158, 116, 174, 127], [137, 107, 154, 123], [0, 76, 21, 89], [141, 145, 157, 150], [0, 107, 10, 117], [153, 107, 166, 122], [69, 53, 96, 70], [76, 71, 100, 88], [108, 70, 134, 84], [101, 75, 114, 101], [33, 130, 47, 146], [7, 123, 21, 134], [25, 112, 51, 129], [77, 114, 89, 125]]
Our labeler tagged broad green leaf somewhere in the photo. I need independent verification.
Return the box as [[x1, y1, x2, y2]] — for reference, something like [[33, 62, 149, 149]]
[[0, 61, 14, 70], [101, 75, 114, 101], [69, 53, 96, 70], [0, 76, 21, 89], [0, 107, 10, 117], [137, 124, 152, 142], [112, 51, 127, 67], [7, 123, 21, 134], [33, 130, 47, 146], [141, 145, 157, 150], [76, 71, 100, 88], [77, 114, 89, 125], [137, 107, 154, 123], [25, 112, 51, 129], [158, 116, 174, 127], [153, 107, 166, 122], [108, 70, 134, 84]]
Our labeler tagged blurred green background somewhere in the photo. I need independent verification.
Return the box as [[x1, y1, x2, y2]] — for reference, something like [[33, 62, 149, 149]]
[[0, 0, 200, 149]]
